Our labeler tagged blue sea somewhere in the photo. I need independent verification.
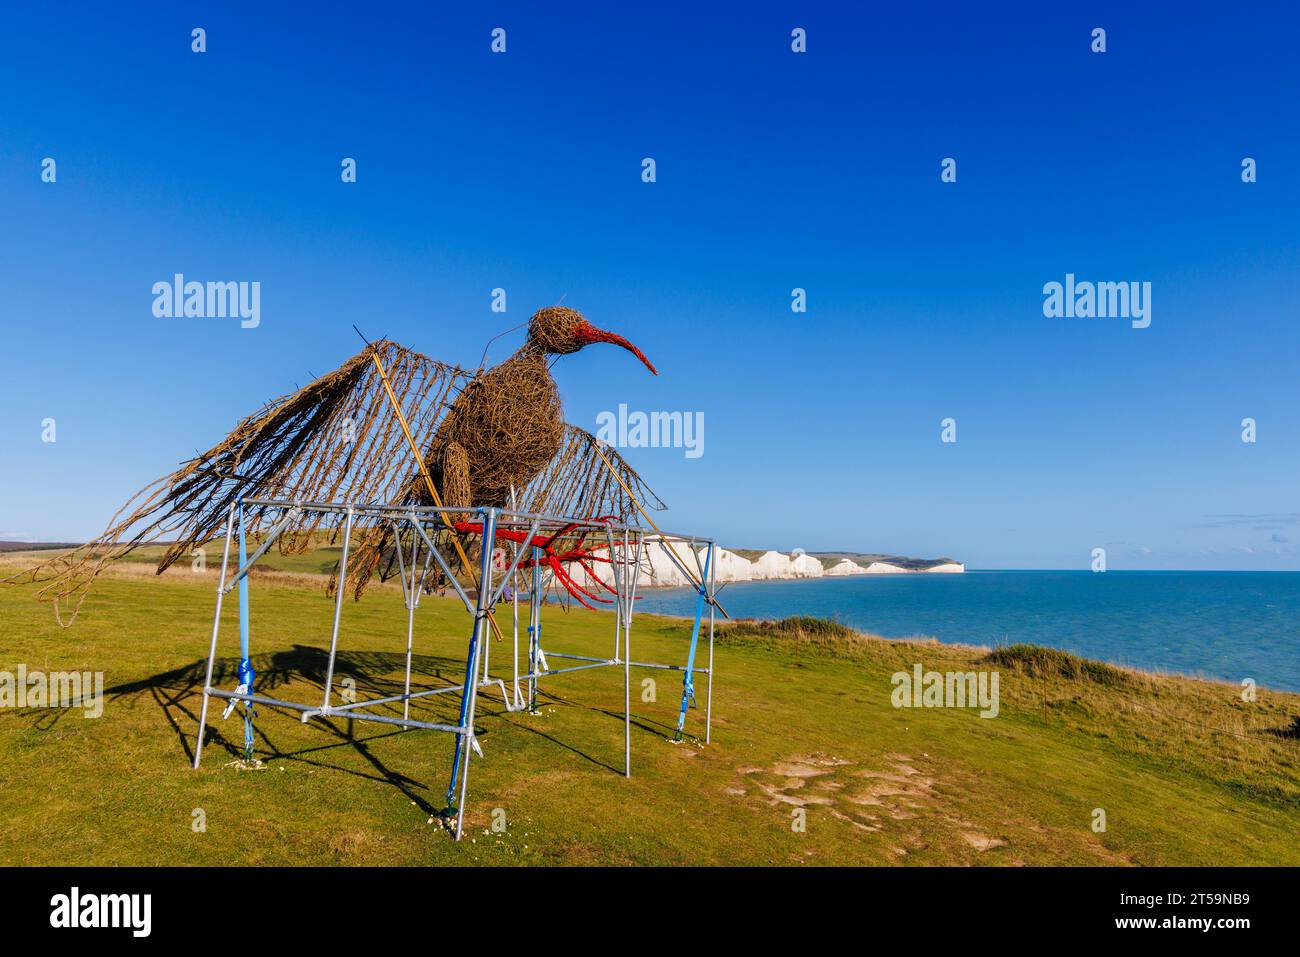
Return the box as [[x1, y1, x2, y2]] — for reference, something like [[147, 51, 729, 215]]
[[633, 571, 1300, 692]]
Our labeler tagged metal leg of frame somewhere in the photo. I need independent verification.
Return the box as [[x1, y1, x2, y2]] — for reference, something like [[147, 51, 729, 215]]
[[674, 542, 712, 741], [320, 508, 355, 711], [627, 531, 645, 773], [402, 520, 419, 723], [448, 507, 498, 840], [508, 487, 523, 709], [511, 578, 524, 710], [528, 547, 542, 713], [608, 527, 622, 665], [510, 521, 523, 708], [706, 540, 716, 744], [193, 505, 237, 769], [481, 565, 492, 684], [622, 534, 633, 777], [601, 524, 626, 775]]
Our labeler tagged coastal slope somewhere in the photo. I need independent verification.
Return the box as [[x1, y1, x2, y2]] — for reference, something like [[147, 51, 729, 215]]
[[0, 564, 1296, 866]]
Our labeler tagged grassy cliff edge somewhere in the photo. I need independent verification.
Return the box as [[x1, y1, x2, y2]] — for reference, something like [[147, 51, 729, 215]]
[[1, 564, 1297, 865]]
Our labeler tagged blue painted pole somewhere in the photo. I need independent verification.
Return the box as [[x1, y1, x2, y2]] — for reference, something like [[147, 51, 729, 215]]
[[237, 503, 251, 662], [236, 500, 256, 760], [675, 543, 712, 740], [446, 507, 497, 809]]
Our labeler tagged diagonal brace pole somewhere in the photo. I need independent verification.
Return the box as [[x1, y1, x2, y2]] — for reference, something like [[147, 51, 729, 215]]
[[364, 342, 504, 641]]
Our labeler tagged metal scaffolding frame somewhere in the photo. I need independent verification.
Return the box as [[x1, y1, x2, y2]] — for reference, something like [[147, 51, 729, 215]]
[[191, 497, 719, 841]]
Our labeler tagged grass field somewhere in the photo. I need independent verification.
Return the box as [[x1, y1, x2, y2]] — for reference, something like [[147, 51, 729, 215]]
[[2, 556, 1299, 866]]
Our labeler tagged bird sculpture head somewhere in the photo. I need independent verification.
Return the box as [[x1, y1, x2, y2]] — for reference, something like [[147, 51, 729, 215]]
[[526, 306, 658, 375]]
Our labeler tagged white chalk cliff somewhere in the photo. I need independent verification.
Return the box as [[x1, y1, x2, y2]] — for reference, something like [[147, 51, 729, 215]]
[[863, 561, 907, 574], [566, 546, 962, 591], [702, 547, 754, 583], [750, 550, 794, 580], [643, 541, 698, 587], [790, 553, 824, 578]]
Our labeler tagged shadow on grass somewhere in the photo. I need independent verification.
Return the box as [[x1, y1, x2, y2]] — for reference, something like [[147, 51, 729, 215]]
[[504, 692, 625, 775], [0, 644, 636, 813], [95, 645, 473, 814], [3, 639, 672, 815], [1264, 715, 1300, 740]]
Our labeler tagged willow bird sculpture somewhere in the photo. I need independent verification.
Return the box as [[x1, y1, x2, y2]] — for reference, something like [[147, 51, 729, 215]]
[[16, 307, 663, 625]]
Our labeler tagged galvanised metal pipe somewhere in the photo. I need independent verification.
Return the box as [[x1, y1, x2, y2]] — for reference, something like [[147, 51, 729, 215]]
[[320, 507, 354, 711], [488, 519, 541, 607], [654, 537, 706, 596], [529, 545, 542, 712], [401, 521, 418, 721], [675, 543, 712, 738], [208, 688, 324, 711], [447, 506, 498, 839], [621, 532, 633, 777], [519, 661, 618, 680], [604, 523, 624, 662], [626, 661, 711, 673], [319, 684, 455, 712], [391, 522, 409, 605], [326, 711, 463, 734], [237, 503, 251, 670], [706, 539, 716, 744], [240, 497, 718, 550], [193, 503, 237, 770], [508, 486, 521, 709], [221, 505, 302, 593], [409, 516, 474, 613], [207, 687, 466, 735]]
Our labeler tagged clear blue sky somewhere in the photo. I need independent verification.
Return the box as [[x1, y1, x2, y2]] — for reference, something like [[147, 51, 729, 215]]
[[1, 2, 1297, 570]]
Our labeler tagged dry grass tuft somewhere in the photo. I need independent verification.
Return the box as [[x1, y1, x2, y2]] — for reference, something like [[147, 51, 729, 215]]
[[979, 643, 1138, 689]]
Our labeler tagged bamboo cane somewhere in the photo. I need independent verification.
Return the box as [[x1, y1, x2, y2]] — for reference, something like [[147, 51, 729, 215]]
[[366, 345, 504, 641]]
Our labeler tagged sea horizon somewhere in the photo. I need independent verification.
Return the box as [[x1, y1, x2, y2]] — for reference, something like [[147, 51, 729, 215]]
[[634, 568, 1300, 693]]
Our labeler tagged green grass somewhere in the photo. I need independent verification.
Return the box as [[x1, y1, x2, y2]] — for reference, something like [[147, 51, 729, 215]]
[[117, 541, 350, 577], [1, 563, 1298, 865], [4, 539, 352, 577], [979, 644, 1137, 688]]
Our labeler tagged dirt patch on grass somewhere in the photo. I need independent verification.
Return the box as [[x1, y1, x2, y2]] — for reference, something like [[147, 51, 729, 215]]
[[961, 831, 1008, 851], [733, 752, 940, 835], [730, 752, 1023, 858]]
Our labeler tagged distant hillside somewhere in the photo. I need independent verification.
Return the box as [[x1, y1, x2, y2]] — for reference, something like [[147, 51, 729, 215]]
[[0, 541, 81, 553], [730, 548, 958, 571], [811, 552, 960, 572]]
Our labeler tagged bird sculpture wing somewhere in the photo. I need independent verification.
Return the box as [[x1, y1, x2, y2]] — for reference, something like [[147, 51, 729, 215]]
[[13, 340, 473, 625], [520, 424, 664, 521], [13, 341, 664, 625]]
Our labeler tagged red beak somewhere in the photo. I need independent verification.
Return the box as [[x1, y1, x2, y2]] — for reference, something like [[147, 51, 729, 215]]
[[573, 322, 658, 375]]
